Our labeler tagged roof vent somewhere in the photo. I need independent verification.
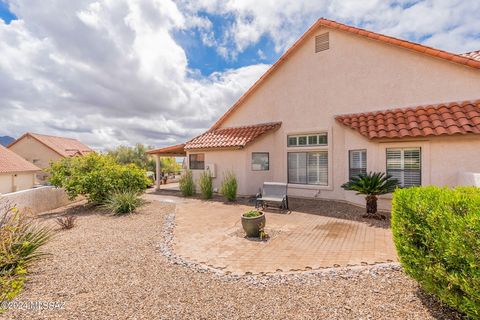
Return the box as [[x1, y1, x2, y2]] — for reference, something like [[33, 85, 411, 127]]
[[315, 32, 329, 53]]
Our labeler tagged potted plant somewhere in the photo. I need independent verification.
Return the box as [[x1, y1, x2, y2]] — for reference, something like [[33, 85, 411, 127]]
[[241, 210, 266, 237]]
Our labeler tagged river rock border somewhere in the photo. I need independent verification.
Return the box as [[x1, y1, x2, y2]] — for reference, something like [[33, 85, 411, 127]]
[[158, 206, 402, 286]]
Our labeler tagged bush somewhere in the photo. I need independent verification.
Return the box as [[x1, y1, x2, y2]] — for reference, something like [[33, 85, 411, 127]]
[[56, 216, 77, 229], [179, 170, 195, 197], [0, 202, 51, 303], [220, 171, 237, 201], [49, 153, 150, 204], [199, 171, 213, 199], [103, 190, 144, 215], [392, 186, 480, 318]]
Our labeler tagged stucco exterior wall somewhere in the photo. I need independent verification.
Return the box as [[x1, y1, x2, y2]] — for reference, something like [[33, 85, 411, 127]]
[[9, 136, 63, 183], [0, 186, 79, 214], [0, 172, 36, 194], [188, 26, 480, 208]]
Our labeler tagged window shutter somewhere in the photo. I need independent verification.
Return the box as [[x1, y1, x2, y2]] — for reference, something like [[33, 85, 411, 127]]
[[386, 148, 421, 187], [349, 150, 367, 179]]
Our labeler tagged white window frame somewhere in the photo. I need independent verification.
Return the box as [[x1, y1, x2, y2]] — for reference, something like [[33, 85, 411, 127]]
[[285, 128, 333, 190], [386, 147, 422, 187], [349, 149, 367, 179]]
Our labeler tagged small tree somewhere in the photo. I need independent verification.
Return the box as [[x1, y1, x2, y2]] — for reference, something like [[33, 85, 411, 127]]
[[220, 171, 237, 202], [179, 170, 195, 197], [341, 172, 399, 219], [199, 171, 213, 199], [48, 153, 150, 204]]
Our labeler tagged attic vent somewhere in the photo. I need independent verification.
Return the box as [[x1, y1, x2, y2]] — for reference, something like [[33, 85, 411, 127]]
[[315, 32, 329, 53]]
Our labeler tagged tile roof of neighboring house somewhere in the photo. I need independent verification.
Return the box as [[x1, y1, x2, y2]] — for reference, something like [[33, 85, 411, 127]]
[[9, 133, 94, 157], [210, 18, 480, 130], [0, 145, 41, 173], [184, 122, 282, 150], [461, 50, 480, 62], [335, 100, 480, 139], [146, 143, 186, 155]]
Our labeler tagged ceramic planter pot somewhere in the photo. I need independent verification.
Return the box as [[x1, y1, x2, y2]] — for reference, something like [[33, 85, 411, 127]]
[[241, 212, 266, 237]]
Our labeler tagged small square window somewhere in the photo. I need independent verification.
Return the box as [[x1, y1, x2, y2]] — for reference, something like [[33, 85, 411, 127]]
[[308, 135, 318, 145], [189, 154, 205, 170], [318, 133, 328, 145], [298, 136, 307, 145], [252, 152, 269, 171], [288, 136, 297, 146]]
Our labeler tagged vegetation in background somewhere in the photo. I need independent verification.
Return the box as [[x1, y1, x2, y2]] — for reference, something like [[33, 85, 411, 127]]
[[49, 153, 150, 204], [107, 143, 181, 174], [392, 186, 480, 318], [55, 216, 77, 230], [220, 171, 237, 202], [341, 172, 399, 219], [1, 202, 51, 304], [103, 190, 145, 215], [179, 170, 195, 197], [198, 171, 213, 199]]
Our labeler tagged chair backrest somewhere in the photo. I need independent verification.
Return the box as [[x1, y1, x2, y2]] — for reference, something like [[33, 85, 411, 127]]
[[262, 182, 288, 198]]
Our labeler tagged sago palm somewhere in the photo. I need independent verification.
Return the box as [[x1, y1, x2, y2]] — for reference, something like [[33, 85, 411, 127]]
[[341, 172, 399, 219]]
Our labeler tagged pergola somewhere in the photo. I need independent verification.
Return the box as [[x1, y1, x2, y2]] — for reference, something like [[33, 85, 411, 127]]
[[146, 144, 186, 189]]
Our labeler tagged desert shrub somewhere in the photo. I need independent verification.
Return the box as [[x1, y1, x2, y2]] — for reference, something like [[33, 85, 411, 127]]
[[0, 202, 51, 303], [243, 210, 262, 218], [56, 216, 77, 229], [392, 186, 480, 318], [220, 171, 237, 202], [179, 170, 195, 197], [103, 190, 144, 215], [198, 171, 213, 199], [49, 153, 150, 204]]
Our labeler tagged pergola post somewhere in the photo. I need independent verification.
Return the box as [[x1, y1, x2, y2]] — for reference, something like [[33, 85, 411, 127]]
[[155, 154, 161, 190]]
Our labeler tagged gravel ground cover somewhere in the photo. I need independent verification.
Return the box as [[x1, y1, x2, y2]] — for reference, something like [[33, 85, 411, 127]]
[[4, 199, 460, 319]]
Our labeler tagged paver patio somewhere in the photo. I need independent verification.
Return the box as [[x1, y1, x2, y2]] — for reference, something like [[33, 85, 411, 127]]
[[166, 197, 397, 275]]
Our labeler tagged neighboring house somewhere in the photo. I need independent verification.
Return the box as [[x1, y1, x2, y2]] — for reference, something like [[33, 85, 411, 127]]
[[8, 132, 93, 183], [148, 18, 480, 210], [0, 145, 40, 194]]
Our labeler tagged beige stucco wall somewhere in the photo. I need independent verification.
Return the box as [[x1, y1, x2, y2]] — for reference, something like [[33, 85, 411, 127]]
[[9, 136, 63, 183], [0, 186, 80, 214], [0, 172, 36, 194], [188, 26, 480, 208]]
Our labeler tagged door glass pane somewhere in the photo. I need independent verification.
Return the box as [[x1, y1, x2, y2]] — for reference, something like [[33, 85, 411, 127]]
[[288, 153, 307, 184]]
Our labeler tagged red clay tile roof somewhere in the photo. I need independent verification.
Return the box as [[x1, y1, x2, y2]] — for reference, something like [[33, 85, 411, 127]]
[[184, 122, 281, 150], [210, 18, 480, 130], [147, 144, 186, 156], [461, 50, 480, 62], [336, 100, 480, 139], [9, 133, 94, 157], [0, 145, 41, 173]]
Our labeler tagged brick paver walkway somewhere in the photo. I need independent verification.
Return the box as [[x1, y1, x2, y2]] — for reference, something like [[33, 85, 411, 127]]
[[164, 197, 397, 275]]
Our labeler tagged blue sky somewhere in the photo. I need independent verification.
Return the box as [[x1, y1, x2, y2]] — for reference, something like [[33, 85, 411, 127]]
[[0, 0, 15, 24]]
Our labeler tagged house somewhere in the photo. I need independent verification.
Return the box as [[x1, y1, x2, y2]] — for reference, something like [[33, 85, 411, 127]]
[[0, 145, 41, 194], [8, 132, 93, 183], [148, 18, 480, 210]]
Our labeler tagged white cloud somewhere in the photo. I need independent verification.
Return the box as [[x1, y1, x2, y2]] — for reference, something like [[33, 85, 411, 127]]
[[0, 0, 479, 149], [0, 0, 269, 149]]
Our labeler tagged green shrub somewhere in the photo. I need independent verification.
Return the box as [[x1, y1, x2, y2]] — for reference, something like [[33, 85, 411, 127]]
[[49, 153, 150, 204], [220, 171, 237, 202], [243, 210, 262, 217], [392, 186, 480, 318], [179, 170, 195, 197], [103, 190, 144, 215], [199, 171, 213, 199], [0, 203, 51, 303]]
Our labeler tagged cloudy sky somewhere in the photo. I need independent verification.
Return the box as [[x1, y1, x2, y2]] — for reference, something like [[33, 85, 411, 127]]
[[1, 0, 479, 150]]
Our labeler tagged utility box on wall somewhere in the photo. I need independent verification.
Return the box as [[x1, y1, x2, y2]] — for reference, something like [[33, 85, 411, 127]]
[[205, 163, 216, 178]]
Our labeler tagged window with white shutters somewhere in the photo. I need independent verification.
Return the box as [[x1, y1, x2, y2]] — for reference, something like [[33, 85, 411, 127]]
[[386, 148, 421, 187], [288, 151, 328, 185], [349, 150, 367, 179]]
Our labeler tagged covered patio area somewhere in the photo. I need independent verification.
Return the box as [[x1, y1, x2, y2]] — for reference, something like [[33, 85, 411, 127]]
[[147, 144, 186, 190]]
